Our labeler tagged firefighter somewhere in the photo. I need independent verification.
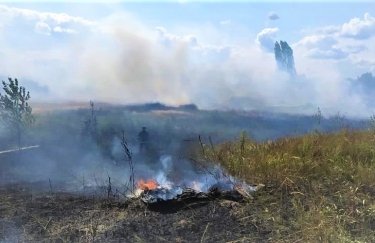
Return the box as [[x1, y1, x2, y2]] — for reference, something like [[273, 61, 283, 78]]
[[138, 126, 149, 154]]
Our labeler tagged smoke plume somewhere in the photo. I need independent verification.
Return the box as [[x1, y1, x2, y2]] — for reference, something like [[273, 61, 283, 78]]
[[0, 4, 373, 117]]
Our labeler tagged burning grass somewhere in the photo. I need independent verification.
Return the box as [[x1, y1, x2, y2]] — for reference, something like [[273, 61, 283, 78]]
[[137, 179, 159, 191], [1, 129, 375, 242], [202, 129, 375, 242]]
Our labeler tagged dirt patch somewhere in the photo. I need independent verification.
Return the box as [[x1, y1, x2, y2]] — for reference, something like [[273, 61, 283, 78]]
[[0, 183, 266, 242]]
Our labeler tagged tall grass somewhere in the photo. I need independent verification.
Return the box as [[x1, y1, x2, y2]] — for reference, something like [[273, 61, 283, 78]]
[[204, 130, 375, 242]]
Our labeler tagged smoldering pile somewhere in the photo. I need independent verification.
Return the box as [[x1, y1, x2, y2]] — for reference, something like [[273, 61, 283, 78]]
[[137, 182, 262, 212], [127, 156, 263, 212], [63, 153, 262, 212]]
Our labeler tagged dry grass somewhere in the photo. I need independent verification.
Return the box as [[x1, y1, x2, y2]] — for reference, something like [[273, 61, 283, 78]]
[[1, 129, 375, 242], [0, 189, 131, 242], [203, 129, 375, 242]]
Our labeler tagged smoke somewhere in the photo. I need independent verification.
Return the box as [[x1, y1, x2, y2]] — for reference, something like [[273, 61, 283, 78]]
[[0, 4, 373, 117], [0, 128, 237, 199], [72, 20, 191, 105]]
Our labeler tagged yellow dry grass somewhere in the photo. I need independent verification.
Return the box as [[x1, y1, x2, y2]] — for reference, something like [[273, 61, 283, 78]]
[[203, 130, 375, 242]]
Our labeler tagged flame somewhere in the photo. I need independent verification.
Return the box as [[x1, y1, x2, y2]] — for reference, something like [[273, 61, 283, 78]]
[[137, 179, 159, 190]]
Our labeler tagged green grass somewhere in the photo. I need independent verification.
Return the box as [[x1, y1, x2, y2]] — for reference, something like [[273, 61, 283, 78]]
[[203, 130, 375, 242]]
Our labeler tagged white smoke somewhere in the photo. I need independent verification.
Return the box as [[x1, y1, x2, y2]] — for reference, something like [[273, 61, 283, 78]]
[[0, 4, 373, 117]]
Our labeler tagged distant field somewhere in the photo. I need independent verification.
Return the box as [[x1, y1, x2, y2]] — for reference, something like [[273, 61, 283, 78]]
[[30, 101, 89, 113], [29, 102, 370, 142]]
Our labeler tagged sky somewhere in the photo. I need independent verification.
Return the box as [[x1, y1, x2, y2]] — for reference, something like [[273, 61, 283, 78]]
[[0, 1, 375, 117]]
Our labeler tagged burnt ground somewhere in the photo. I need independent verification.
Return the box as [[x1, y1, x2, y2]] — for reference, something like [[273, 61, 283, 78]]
[[0, 183, 271, 243]]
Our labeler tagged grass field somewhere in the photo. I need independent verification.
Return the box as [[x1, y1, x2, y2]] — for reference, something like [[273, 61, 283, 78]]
[[1, 105, 375, 242], [199, 129, 375, 242], [1, 129, 375, 242]]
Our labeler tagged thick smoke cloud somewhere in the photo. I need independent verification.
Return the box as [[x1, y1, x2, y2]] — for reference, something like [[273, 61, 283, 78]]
[[0, 4, 374, 117]]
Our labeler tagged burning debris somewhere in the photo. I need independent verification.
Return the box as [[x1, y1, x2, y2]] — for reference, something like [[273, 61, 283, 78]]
[[133, 176, 263, 212], [109, 153, 264, 212], [136, 179, 159, 191]]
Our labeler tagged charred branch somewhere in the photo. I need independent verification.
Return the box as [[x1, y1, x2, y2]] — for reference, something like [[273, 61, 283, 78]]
[[121, 131, 135, 194]]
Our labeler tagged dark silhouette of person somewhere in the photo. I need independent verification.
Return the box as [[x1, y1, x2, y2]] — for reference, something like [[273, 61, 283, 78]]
[[138, 127, 149, 153]]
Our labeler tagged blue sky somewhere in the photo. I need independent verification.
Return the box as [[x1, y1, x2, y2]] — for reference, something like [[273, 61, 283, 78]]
[[0, 1, 375, 116], [5, 2, 375, 40]]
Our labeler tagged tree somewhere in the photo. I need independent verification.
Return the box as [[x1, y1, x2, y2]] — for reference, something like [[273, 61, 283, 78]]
[[274, 40, 296, 76], [0, 78, 34, 148]]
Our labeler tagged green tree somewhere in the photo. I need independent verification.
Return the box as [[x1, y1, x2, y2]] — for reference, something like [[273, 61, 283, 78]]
[[0, 78, 34, 148]]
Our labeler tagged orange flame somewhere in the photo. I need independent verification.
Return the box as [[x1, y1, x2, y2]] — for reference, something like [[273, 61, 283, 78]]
[[137, 179, 159, 190]]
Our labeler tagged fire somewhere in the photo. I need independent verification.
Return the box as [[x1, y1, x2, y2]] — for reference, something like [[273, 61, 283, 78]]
[[137, 179, 159, 190]]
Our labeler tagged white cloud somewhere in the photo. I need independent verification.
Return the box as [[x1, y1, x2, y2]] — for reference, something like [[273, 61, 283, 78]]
[[155, 26, 230, 62], [53, 26, 77, 34], [297, 35, 337, 49], [34, 21, 51, 35], [304, 13, 375, 40], [307, 48, 348, 60], [341, 13, 375, 39], [0, 4, 94, 36], [256, 27, 279, 52], [156, 26, 198, 47], [296, 35, 349, 60], [0, 4, 94, 26], [295, 13, 375, 61]]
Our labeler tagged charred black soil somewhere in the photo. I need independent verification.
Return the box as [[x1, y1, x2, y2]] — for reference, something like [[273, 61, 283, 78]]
[[0, 183, 266, 243]]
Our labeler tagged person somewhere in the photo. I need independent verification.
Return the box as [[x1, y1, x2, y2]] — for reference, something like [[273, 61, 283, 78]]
[[138, 126, 149, 154]]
